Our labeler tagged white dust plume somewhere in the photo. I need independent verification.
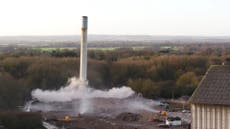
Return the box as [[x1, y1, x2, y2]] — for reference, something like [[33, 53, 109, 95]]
[[31, 77, 135, 103], [29, 77, 159, 115]]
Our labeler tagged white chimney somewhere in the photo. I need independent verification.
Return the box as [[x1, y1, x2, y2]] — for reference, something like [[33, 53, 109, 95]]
[[79, 16, 88, 83]]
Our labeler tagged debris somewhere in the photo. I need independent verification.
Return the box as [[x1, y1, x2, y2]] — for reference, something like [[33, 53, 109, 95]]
[[116, 112, 142, 122]]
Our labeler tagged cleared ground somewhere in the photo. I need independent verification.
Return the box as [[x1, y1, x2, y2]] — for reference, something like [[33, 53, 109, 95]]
[[28, 97, 191, 129]]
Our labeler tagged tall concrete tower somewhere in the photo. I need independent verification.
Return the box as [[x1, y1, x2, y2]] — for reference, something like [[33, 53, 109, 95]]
[[79, 16, 88, 83]]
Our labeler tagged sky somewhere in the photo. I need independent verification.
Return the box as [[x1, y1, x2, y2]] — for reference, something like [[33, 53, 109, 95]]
[[0, 0, 230, 36]]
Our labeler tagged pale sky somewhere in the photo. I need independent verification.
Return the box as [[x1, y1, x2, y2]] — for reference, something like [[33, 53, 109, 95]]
[[0, 0, 230, 36]]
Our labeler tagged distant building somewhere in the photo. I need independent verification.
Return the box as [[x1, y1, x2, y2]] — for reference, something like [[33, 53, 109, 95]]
[[189, 65, 230, 129]]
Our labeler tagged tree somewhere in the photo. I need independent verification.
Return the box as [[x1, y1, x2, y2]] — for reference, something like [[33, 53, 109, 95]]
[[128, 79, 159, 98], [0, 111, 44, 129], [0, 73, 25, 109], [176, 72, 198, 87], [176, 72, 198, 95]]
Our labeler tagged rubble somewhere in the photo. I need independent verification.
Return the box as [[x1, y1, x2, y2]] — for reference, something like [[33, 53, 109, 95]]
[[116, 112, 142, 122]]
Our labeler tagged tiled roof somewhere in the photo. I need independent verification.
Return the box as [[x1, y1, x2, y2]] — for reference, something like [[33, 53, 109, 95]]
[[189, 65, 230, 106]]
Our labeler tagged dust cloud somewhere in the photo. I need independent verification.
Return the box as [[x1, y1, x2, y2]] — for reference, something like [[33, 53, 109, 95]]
[[30, 77, 158, 114], [32, 77, 135, 102]]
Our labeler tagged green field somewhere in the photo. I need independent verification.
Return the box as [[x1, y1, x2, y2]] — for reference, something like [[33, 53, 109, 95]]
[[161, 46, 182, 51], [34, 47, 76, 52]]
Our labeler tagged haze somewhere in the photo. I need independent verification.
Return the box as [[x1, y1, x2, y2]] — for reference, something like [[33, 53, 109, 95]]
[[0, 0, 230, 36]]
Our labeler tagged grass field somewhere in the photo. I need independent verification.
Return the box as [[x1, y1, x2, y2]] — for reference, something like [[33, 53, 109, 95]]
[[161, 46, 182, 51], [34, 47, 76, 52]]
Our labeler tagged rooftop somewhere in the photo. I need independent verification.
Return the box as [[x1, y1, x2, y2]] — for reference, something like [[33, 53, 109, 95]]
[[189, 65, 230, 106]]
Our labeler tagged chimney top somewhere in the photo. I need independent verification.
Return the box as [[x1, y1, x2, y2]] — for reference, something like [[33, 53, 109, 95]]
[[82, 16, 88, 29]]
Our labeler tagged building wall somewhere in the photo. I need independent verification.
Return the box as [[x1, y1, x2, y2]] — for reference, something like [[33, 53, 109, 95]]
[[191, 104, 230, 129]]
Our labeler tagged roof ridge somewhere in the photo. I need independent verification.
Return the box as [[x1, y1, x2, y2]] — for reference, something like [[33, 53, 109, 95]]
[[189, 66, 211, 103]]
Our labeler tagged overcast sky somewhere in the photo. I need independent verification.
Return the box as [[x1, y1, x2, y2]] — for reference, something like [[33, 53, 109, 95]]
[[0, 0, 230, 36]]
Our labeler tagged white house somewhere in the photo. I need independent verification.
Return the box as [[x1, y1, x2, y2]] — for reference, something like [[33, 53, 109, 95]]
[[189, 65, 230, 129]]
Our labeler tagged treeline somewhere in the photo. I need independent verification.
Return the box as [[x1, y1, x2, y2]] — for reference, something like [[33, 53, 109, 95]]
[[0, 111, 43, 129], [0, 48, 227, 109]]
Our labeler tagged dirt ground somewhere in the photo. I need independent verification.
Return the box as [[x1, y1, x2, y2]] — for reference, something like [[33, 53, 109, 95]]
[[44, 112, 190, 129], [30, 97, 191, 129], [60, 116, 160, 129]]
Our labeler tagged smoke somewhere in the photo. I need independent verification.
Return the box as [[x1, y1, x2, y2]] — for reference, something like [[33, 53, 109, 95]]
[[32, 77, 134, 102], [31, 77, 135, 114], [30, 77, 158, 115], [127, 100, 158, 113]]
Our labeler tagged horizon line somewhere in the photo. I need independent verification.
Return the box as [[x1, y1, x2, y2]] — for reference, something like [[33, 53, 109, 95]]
[[0, 34, 230, 37]]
